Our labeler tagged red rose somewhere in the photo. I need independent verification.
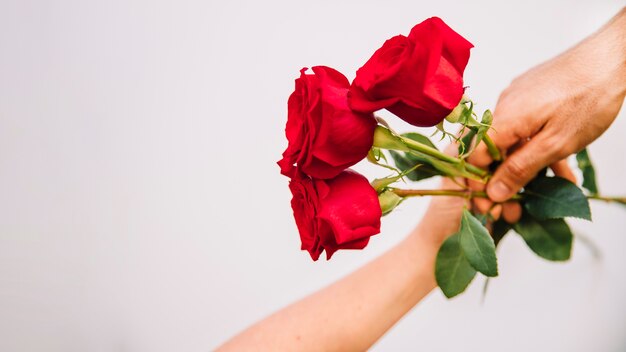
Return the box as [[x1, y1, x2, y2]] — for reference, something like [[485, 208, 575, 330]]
[[289, 170, 382, 260], [349, 17, 473, 127], [278, 66, 377, 179]]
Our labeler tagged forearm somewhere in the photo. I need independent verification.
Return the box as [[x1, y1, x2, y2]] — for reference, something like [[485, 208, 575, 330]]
[[217, 225, 441, 352], [573, 7, 626, 96], [567, 7, 626, 143], [604, 8, 626, 95]]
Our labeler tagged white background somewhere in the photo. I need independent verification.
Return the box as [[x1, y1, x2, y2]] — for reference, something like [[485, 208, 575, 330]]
[[1, 0, 625, 351]]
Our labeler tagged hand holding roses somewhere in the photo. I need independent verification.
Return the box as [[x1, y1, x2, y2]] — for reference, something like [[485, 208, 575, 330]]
[[277, 15, 625, 299]]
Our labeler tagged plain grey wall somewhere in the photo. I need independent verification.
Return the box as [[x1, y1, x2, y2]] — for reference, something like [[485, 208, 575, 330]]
[[1, 0, 625, 351]]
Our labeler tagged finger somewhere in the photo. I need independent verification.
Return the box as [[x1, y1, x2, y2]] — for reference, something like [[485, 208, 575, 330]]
[[440, 175, 466, 190], [549, 159, 577, 184], [444, 140, 460, 158], [490, 99, 538, 151], [502, 202, 522, 223], [472, 197, 493, 214], [467, 178, 485, 191], [486, 133, 562, 202], [490, 204, 503, 220], [467, 177, 491, 212], [467, 141, 493, 167], [470, 107, 529, 165]]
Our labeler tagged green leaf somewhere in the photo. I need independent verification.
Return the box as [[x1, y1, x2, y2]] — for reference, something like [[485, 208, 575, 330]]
[[389, 150, 442, 182], [388, 133, 442, 182], [576, 148, 599, 195], [537, 167, 548, 178], [473, 212, 489, 226], [491, 218, 512, 247], [523, 176, 592, 221], [458, 210, 498, 277], [389, 130, 480, 181], [512, 212, 573, 261], [435, 233, 477, 298]]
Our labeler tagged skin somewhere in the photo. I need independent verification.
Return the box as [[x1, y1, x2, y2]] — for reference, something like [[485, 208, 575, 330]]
[[217, 177, 468, 352], [470, 7, 626, 221], [218, 9, 625, 351], [217, 161, 576, 352], [217, 150, 574, 351]]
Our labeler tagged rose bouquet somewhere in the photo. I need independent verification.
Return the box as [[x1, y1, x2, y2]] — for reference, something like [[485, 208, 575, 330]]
[[278, 17, 625, 298]]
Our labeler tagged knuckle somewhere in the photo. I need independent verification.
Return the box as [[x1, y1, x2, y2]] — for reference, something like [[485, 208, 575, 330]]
[[542, 133, 569, 158], [502, 157, 531, 183]]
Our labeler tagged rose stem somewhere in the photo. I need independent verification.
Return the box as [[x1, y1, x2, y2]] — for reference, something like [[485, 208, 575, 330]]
[[391, 188, 521, 200], [392, 188, 626, 204], [398, 135, 489, 179], [372, 125, 489, 179], [482, 134, 502, 161], [586, 195, 626, 204]]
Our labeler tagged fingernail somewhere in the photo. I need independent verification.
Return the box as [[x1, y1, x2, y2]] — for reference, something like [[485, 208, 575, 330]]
[[488, 181, 511, 201]]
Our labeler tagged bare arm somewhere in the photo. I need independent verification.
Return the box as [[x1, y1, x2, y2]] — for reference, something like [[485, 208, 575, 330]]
[[471, 8, 626, 208], [217, 180, 467, 351], [467, 7, 626, 221]]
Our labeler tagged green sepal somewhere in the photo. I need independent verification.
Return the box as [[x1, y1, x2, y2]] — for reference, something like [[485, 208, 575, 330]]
[[372, 125, 410, 151], [378, 190, 403, 216], [458, 100, 476, 126], [474, 110, 493, 147], [367, 148, 401, 173], [445, 103, 466, 123], [371, 161, 422, 192], [458, 129, 477, 158]]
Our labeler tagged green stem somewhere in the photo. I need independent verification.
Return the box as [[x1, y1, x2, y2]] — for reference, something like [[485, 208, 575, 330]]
[[392, 188, 626, 204], [399, 134, 489, 178], [391, 188, 523, 201], [463, 112, 501, 162], [482, 134, 502, 161], [586, 195, 626, 204], [373, 125, 489, 179], [399, 134, 458, 163]]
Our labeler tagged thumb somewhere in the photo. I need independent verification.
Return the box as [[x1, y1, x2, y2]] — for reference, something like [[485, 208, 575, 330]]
[[486, 134, 561, 202]]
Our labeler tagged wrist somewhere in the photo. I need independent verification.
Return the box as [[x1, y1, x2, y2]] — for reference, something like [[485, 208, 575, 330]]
[[409, 197, 467, 247], [408, 213, 453, 251]]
